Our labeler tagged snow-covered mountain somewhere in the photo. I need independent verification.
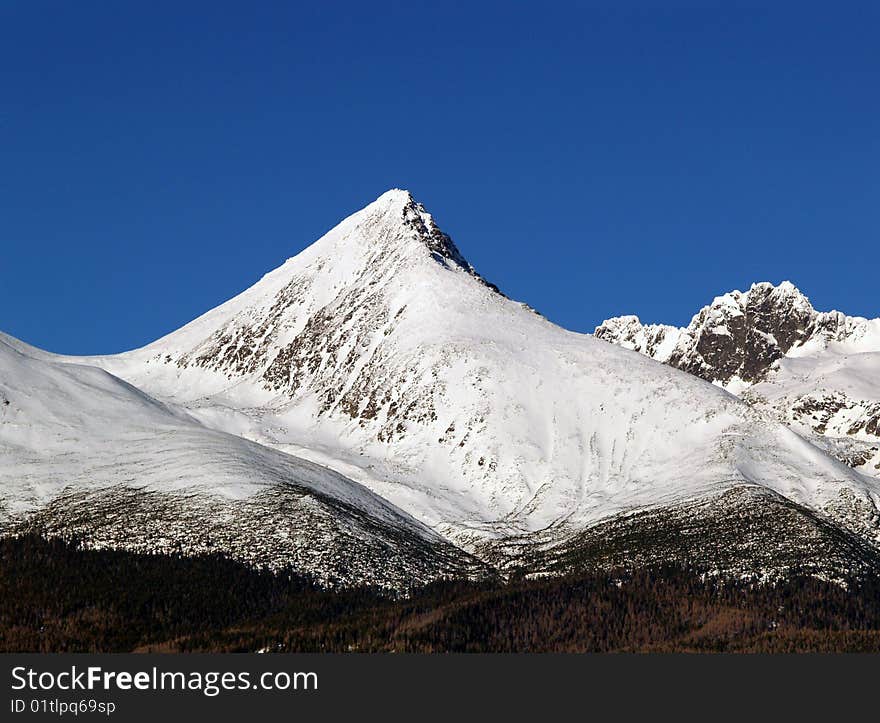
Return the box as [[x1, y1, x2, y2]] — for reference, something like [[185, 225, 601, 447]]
[[3, 191, 880, 584], [595, 282, 880, 477], [0, 334, 479, 589]]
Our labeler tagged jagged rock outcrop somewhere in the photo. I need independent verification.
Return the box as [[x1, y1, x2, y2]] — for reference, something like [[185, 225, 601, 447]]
[[596, 282, 880, 476], [596, 281, 879, 388]]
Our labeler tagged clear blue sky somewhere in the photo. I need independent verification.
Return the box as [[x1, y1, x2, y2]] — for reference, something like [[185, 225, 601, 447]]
[[2, 2, 877, 354]]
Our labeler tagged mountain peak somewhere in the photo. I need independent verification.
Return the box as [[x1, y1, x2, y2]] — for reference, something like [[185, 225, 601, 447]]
[[373, 187, 415, 205], [349, 189, 490, 283], [362, 188, 417, 216], [115, 189, 504, 395], [745, 280, 814, 312]]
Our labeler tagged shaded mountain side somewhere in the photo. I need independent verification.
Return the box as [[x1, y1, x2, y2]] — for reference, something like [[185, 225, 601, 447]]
[[478, 487, 880, 583], [5, 483, 879, 593], [2, 485, 490, 591]]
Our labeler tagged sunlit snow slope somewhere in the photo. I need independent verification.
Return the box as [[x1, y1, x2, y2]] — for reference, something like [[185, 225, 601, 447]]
[[0, 334, 476, 588]]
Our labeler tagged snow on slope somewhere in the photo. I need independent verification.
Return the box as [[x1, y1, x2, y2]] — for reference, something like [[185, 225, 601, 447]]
[[0, 334, 476, 588], [40, 189, 879, 552], [596, 283, 880, 477], [745, 351, 880, 475]]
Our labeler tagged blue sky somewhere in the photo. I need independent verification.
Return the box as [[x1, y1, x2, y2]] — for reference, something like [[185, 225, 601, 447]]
[[2, 2, 877, 354]]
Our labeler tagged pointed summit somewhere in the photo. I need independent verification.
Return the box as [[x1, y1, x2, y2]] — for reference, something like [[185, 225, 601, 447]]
[[371, 187, 416, 206], [349, 188, 475, 274], [328, 189, 502, 296], [103, 189, 503, 400]]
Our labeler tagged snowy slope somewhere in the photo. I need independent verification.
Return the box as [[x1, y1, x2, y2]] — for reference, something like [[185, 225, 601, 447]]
[[34, 189, 877, 556], [596, 283, 880, 477], [0, 335, 478, 588], [744, 350, 880, 476]]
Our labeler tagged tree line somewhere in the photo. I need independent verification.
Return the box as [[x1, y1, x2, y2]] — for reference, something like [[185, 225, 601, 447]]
[[3, 534, 880, 653]]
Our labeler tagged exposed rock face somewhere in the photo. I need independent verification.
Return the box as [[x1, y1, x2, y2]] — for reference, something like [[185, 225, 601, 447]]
[[596, 281, 877, 388], [595, 282, 880, 477], [671, 282, 811, 385], [591, 316, 681, 363]]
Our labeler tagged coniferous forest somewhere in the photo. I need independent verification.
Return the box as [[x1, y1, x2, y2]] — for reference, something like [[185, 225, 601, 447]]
[[3, 535, 880, 653]]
